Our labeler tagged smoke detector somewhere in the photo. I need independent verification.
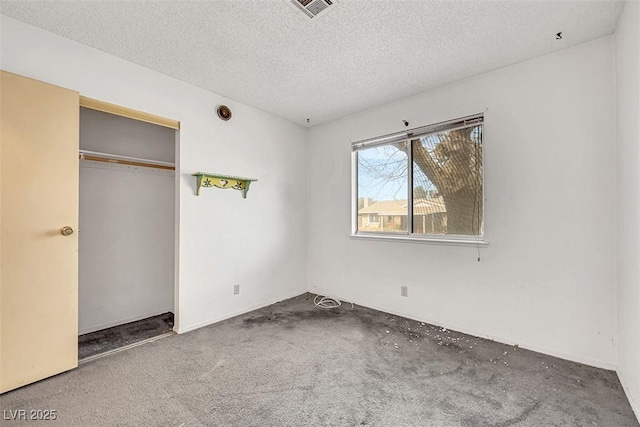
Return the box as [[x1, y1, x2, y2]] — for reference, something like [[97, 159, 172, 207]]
[[288, 0, 336, 19]]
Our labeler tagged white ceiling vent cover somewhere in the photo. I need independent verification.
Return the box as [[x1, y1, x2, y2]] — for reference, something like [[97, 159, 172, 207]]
[[290, 0, 335, 19]]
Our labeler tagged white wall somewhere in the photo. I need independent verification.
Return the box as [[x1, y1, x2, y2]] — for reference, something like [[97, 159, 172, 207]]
[[0, 15, 308, 333], [307, 37, 618, 369], [79, 163, 175, 334], [616, 0, 640, 418], [79, 109, 176, 334], [80, 107, 176, 163]]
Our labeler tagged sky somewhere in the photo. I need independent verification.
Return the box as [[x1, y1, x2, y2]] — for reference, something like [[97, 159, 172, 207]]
[[357, 127, 481, 201], [357, 142, 434, 201]]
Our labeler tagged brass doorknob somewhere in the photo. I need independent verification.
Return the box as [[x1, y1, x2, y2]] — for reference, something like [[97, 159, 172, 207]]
[[60, 226, 74, 236]]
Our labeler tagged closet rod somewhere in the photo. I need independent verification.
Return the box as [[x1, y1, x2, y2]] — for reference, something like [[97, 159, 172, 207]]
[[79, 150, 175, 171]]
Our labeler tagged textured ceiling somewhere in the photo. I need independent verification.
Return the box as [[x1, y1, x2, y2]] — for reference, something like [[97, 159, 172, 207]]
[[0, 0, 625, 126]]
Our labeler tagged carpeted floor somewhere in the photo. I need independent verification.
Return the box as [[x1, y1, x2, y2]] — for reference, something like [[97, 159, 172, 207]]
[[0, 293, 637, 426], [78, 312, 174, 360]]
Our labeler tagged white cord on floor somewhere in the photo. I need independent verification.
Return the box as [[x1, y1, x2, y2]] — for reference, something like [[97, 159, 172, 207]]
[[313, 294, 354, 309]]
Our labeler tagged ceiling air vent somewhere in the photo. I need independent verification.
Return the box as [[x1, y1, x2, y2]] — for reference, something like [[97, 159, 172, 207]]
[[290, 0, 334, 19]]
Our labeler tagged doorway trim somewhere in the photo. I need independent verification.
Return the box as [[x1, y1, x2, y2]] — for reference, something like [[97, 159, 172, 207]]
[[80, 96, 180, 130]]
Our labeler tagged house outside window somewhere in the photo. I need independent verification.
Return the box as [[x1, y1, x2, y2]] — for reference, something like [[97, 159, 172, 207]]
[[352, 114, 484, 243]]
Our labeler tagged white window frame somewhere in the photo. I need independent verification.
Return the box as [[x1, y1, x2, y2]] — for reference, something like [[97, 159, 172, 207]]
[[350, 114, 487, 247]]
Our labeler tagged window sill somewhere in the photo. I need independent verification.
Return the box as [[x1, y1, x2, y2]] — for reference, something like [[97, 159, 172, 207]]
[[349, 233, 488, 247]]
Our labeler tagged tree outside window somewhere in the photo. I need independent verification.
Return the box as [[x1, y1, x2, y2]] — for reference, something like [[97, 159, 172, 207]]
[[354, 115, 483, 240]]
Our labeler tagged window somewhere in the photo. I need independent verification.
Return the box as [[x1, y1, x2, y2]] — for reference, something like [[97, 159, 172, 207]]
[[352, 114, 484, 242]]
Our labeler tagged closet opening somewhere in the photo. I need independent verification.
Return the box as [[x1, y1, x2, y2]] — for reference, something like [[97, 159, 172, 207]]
[[77, 105, 178, 361]]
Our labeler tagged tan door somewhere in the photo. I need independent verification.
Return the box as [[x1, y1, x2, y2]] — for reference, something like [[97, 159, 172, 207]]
[[1, 71, 79, 393]]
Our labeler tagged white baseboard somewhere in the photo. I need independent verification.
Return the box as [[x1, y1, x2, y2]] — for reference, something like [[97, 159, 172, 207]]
[[79, 307, 174, 335], [312, 291, 617, 371], [618, 369, 640, 423], [175, 290, 307, 334]]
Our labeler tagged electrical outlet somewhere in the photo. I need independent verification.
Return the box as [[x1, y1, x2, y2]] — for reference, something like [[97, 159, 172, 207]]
[[401, 285, 408, 297], [233, 284, 240, 295]]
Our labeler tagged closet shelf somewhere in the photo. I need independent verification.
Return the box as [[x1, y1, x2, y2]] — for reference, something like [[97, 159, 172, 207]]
[[79, 150, 175, 170], [192, 172, 257, 198]]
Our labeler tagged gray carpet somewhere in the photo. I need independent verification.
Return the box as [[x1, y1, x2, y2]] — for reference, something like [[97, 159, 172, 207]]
[[78, 312, 174, 360], [1, 293, 637, 426]]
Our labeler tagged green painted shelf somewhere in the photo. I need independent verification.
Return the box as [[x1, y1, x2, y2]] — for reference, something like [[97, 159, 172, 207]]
[[192, 172, 257, 198]]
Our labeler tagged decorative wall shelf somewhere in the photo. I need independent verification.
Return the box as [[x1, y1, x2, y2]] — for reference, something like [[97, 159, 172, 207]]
[[192, 172, 257, 198]]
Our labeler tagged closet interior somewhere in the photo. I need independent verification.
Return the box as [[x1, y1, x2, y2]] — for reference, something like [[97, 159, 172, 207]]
[[78, 107, 176, 360]]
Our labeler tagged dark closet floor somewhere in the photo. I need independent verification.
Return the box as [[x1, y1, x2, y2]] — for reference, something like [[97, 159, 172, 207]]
[[78, 312, 174, 360]]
